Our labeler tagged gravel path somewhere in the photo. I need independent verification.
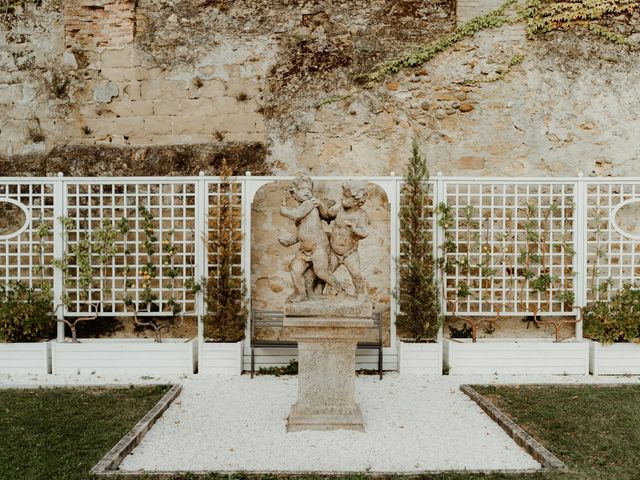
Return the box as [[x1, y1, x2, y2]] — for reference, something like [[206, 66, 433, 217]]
[[3, 373, 638, 473]]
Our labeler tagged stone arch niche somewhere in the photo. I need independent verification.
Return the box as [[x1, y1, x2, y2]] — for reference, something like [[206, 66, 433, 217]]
[[250, 179, 391, 346]]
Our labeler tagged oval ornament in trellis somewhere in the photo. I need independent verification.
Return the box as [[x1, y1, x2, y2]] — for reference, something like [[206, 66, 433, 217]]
[[0, 197, 30, 240], [611, 198, 640, 240]]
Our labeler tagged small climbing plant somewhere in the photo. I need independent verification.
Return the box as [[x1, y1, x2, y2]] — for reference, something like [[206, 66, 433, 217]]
[[51, 215, 100, 342]]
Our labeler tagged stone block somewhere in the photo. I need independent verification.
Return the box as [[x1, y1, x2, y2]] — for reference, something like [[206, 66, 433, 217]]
[[86, 118, 116, 137], [122, 82, 142, 101], [112, 116, 145, 135], [100, 47, 139, 68], [0, 84, 21, 103], [144, 116, 173, 135], [200, 80, 227, 99], [104, 101, 133, 117], [171, 115, 213, 135], [93, 80, 119, 103], [140, 80, 163, 100], [100, 67, 136, 83], [218, 112, 265, 133], [179, 98, 215, 117], [153, 99, 181, 116], [455, 156, 486, 170], [130, 100, 153, 116]]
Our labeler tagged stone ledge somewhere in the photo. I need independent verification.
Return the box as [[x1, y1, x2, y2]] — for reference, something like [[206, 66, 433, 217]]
[[284, 298, 373, 318], [460, 385, 567, 471], [91, 384, 182, 475]]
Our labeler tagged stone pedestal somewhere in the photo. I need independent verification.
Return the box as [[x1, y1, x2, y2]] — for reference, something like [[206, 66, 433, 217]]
[[284, 298, 373, 432]]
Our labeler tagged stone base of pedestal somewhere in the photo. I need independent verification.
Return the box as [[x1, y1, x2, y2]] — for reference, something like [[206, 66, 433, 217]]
[[284, 298, 373, 432], [287, 402, 365, 432]]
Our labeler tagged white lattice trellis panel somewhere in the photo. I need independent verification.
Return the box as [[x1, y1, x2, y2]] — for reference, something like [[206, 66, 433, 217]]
[[440, 181, 576, 316], [586, 181, 640, 301], [0, 182, 55, 291], [62, 181, 199, 316]]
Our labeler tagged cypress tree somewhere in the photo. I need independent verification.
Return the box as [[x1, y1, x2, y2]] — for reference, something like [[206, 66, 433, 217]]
[[396, 139, 441, 341]]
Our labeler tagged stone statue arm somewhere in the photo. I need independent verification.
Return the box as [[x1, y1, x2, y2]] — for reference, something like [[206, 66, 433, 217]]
[[278, 232, 299, 247], [348, 211, 369, 239], [280, 198, 318, 221], [318, 202, 339, 221]]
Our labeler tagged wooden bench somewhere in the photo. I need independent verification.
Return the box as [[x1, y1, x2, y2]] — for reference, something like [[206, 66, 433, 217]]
[[250, 310, 384, 379]]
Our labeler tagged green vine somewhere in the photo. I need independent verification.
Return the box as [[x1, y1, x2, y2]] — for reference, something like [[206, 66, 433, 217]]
[[525, 0, 637, 44], [51, 215, 99, 342], [358, 0, 636, 89], [362, 0, 520, 85], [139, 205, 158, 308], [163, 230, 181, 316], [95, 219, 117, 297], [118, 216, 133, 308]]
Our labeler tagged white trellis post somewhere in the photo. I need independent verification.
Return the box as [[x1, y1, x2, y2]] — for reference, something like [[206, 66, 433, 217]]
[[434, 172, 446, 342], [195, 172, 207, 344], [53, 173, 66, 342], [575, 172, 587, 341]]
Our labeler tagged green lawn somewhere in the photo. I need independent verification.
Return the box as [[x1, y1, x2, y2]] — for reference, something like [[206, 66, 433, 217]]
[[1, 383, 638, 480], [0, 385, 169, 480]]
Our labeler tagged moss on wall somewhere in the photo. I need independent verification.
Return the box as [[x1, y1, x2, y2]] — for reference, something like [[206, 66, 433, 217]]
[[0, 142, 270, 176]]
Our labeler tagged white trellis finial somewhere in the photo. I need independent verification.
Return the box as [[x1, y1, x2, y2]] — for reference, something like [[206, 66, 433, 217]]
[[199, 171, 205, 176], [390, 171, 396, 176], [245, 171, 252, 177], [57, 172, 64, 177]]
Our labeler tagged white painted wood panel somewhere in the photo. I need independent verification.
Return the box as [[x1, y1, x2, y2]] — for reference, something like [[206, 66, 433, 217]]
[[52, 338, 196, 375], [589, 341, 640, 375], [445, 339, 589, 375], [398, 341, 442, 375], [199, 341, 243, 375], [0, 341, 51, 375]]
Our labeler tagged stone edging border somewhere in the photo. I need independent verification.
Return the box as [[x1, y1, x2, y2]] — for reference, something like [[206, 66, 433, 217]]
[[460, 384, 567, 471], [91, 383, 182, 475]]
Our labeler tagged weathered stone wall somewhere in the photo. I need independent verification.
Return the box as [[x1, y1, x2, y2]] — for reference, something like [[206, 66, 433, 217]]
[[1, 1, 639, 341], [2, 1, 638, 177]]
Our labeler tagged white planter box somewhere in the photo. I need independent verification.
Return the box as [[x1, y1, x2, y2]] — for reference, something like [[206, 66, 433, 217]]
[[52, 338, 197, 375], [199, 341, 243, 375], [398, 340, 442, 375], [589, 340, 640, 375], [444, 338, 589, 375], [0, 340, 52, 375]]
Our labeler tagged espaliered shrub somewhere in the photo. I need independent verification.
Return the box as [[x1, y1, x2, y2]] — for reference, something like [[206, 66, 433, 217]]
[[204, 161, 247, 342], [0, 281, 54, 343], [395, 140, 441, 342], [583, 283, 640, 344]]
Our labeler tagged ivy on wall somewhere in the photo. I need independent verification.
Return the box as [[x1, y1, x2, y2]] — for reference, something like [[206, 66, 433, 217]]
[[525, 0, 637, 44], [360, 0, 637, 87]]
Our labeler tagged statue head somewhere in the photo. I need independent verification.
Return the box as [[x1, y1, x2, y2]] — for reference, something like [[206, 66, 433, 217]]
[[289, 174, 314, 203], [341, 181, 369, 208]]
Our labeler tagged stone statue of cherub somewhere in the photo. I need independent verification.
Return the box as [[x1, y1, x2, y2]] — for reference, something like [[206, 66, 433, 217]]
[[279, 174, 370, 302], [278, 174, 343, 302]]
